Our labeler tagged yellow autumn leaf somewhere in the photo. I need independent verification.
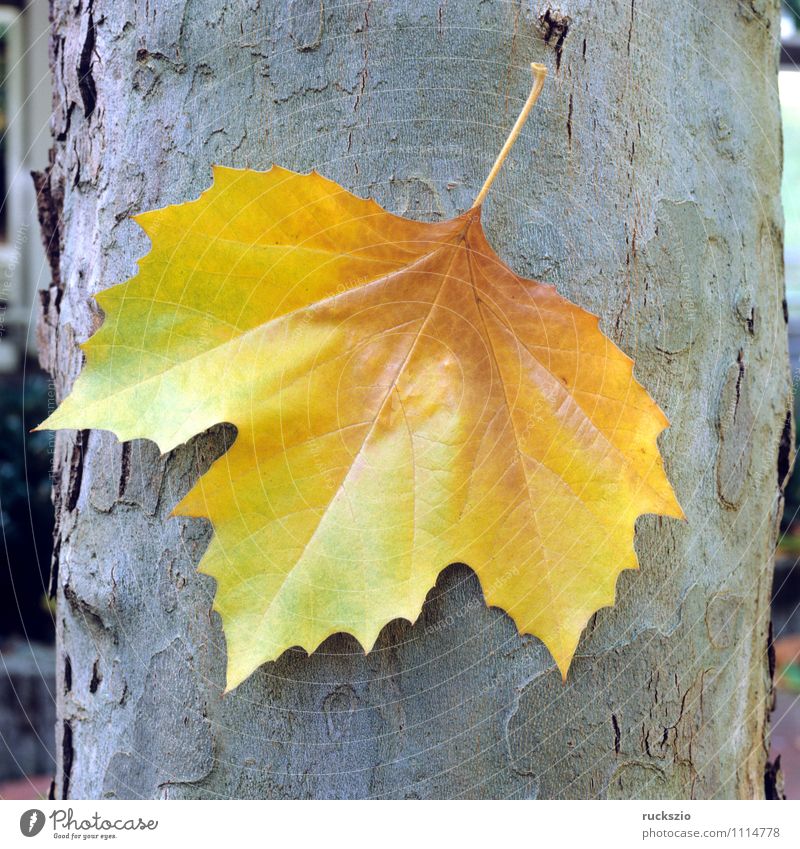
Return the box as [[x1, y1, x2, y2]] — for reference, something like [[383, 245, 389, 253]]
[[40, 163, 683, 690]]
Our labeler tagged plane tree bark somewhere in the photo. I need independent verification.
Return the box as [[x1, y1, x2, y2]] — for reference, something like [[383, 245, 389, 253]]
[[36, 0, 791, 798]]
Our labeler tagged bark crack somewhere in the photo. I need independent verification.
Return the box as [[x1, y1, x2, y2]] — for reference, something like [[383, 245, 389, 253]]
[[77, 4, 97, 119]]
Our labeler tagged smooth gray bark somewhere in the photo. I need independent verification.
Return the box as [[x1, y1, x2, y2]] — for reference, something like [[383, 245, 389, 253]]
[[37, 0, 791, 798]]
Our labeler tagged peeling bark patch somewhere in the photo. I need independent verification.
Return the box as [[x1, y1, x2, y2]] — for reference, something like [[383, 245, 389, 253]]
[[705, 594, 743, 649], [323, 684, 359, 740], [33, 156, 66, 387], [87, 435, 124, 513], [31, 164, 63, 289], [735, 293, 758, 335], [607, 762, 679, 800], [716, 352, 753, 508], [102, 639, 213, 798], [505, 588, 729, 798], [63, 582, 110, 635], [642, 201, 709, 354], [289, 0, 324, 51], [538, 10, 571, 71], [117, 441, 166, 515]]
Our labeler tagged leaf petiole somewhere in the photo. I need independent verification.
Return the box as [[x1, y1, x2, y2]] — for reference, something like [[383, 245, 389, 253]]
[[471, 62, 548, 209]]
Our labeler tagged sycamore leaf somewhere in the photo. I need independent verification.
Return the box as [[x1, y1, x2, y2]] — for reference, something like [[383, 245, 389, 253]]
[[41, 165, 683, 690]]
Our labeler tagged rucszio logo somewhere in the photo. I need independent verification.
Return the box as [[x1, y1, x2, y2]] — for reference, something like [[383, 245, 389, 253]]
[[19, 809, 46, 837]]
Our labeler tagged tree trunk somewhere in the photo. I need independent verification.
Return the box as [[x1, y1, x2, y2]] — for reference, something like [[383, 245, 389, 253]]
[[37, 0, 791, 799]]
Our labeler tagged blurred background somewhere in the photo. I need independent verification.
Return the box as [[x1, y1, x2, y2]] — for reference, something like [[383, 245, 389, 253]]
[[1, 0, 800, 800], [0, 0, 54, 802]]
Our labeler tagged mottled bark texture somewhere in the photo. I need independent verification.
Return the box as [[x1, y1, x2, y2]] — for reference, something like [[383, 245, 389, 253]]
[[37, 0, 791, 798]]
